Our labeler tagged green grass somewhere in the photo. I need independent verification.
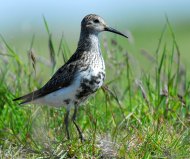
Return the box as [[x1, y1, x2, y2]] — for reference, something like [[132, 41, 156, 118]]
[[0, 19, 190, 158]]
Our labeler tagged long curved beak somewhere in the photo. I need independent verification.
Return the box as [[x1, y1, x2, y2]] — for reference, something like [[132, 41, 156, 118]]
[[104, 26, 128, 38]]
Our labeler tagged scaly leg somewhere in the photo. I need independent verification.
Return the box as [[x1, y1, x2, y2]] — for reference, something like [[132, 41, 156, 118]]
[[64, 108, 70, 140], [72, 105, 85, 142]]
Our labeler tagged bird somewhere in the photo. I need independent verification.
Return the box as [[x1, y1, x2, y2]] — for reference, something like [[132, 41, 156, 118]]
[[13, 14, 128, 142]]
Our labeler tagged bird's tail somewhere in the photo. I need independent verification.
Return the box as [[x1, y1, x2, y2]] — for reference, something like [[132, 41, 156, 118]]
[[13, 89, 40, 105]]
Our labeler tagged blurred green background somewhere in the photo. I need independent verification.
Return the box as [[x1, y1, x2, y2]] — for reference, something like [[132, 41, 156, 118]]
[[1, 0, 190, 75]]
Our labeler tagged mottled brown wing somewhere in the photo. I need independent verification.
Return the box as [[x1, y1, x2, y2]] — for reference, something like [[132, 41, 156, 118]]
[[13, 52, 81, 104], [42, 50, 89, 96], [41, 62, 78, 95]]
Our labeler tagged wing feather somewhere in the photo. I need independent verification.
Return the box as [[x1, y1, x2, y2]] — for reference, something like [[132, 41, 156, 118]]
[[13, 52, 82, 104]]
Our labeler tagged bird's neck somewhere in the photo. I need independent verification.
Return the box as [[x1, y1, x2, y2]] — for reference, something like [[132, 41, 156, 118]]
[[77, 30, 100, 53]]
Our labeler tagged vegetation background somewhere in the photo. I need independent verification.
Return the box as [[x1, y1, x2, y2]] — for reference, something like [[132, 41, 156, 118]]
[[0, 0, 190, 158]]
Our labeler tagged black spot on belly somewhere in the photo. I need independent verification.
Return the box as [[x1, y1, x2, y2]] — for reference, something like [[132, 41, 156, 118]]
[[83, 78, 90, 83], [75, 72, 105, 100], [76, 83, 95, 99], [89, 75, 100, 85], [63, 99, 70, 105]]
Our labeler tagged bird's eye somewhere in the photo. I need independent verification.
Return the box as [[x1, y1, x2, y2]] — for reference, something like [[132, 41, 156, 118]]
[[94, 19, 100, 23]]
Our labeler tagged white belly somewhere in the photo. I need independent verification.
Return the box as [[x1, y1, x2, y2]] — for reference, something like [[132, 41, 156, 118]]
[[31, 66, 105, 107]]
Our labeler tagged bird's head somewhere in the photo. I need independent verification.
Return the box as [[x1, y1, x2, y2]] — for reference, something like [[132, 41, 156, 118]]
[[81, 14, 128, 38]]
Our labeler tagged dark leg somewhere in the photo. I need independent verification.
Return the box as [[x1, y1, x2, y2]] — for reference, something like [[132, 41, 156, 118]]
[[72, 105, 85, 142], [64, 109, 70, 140]]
